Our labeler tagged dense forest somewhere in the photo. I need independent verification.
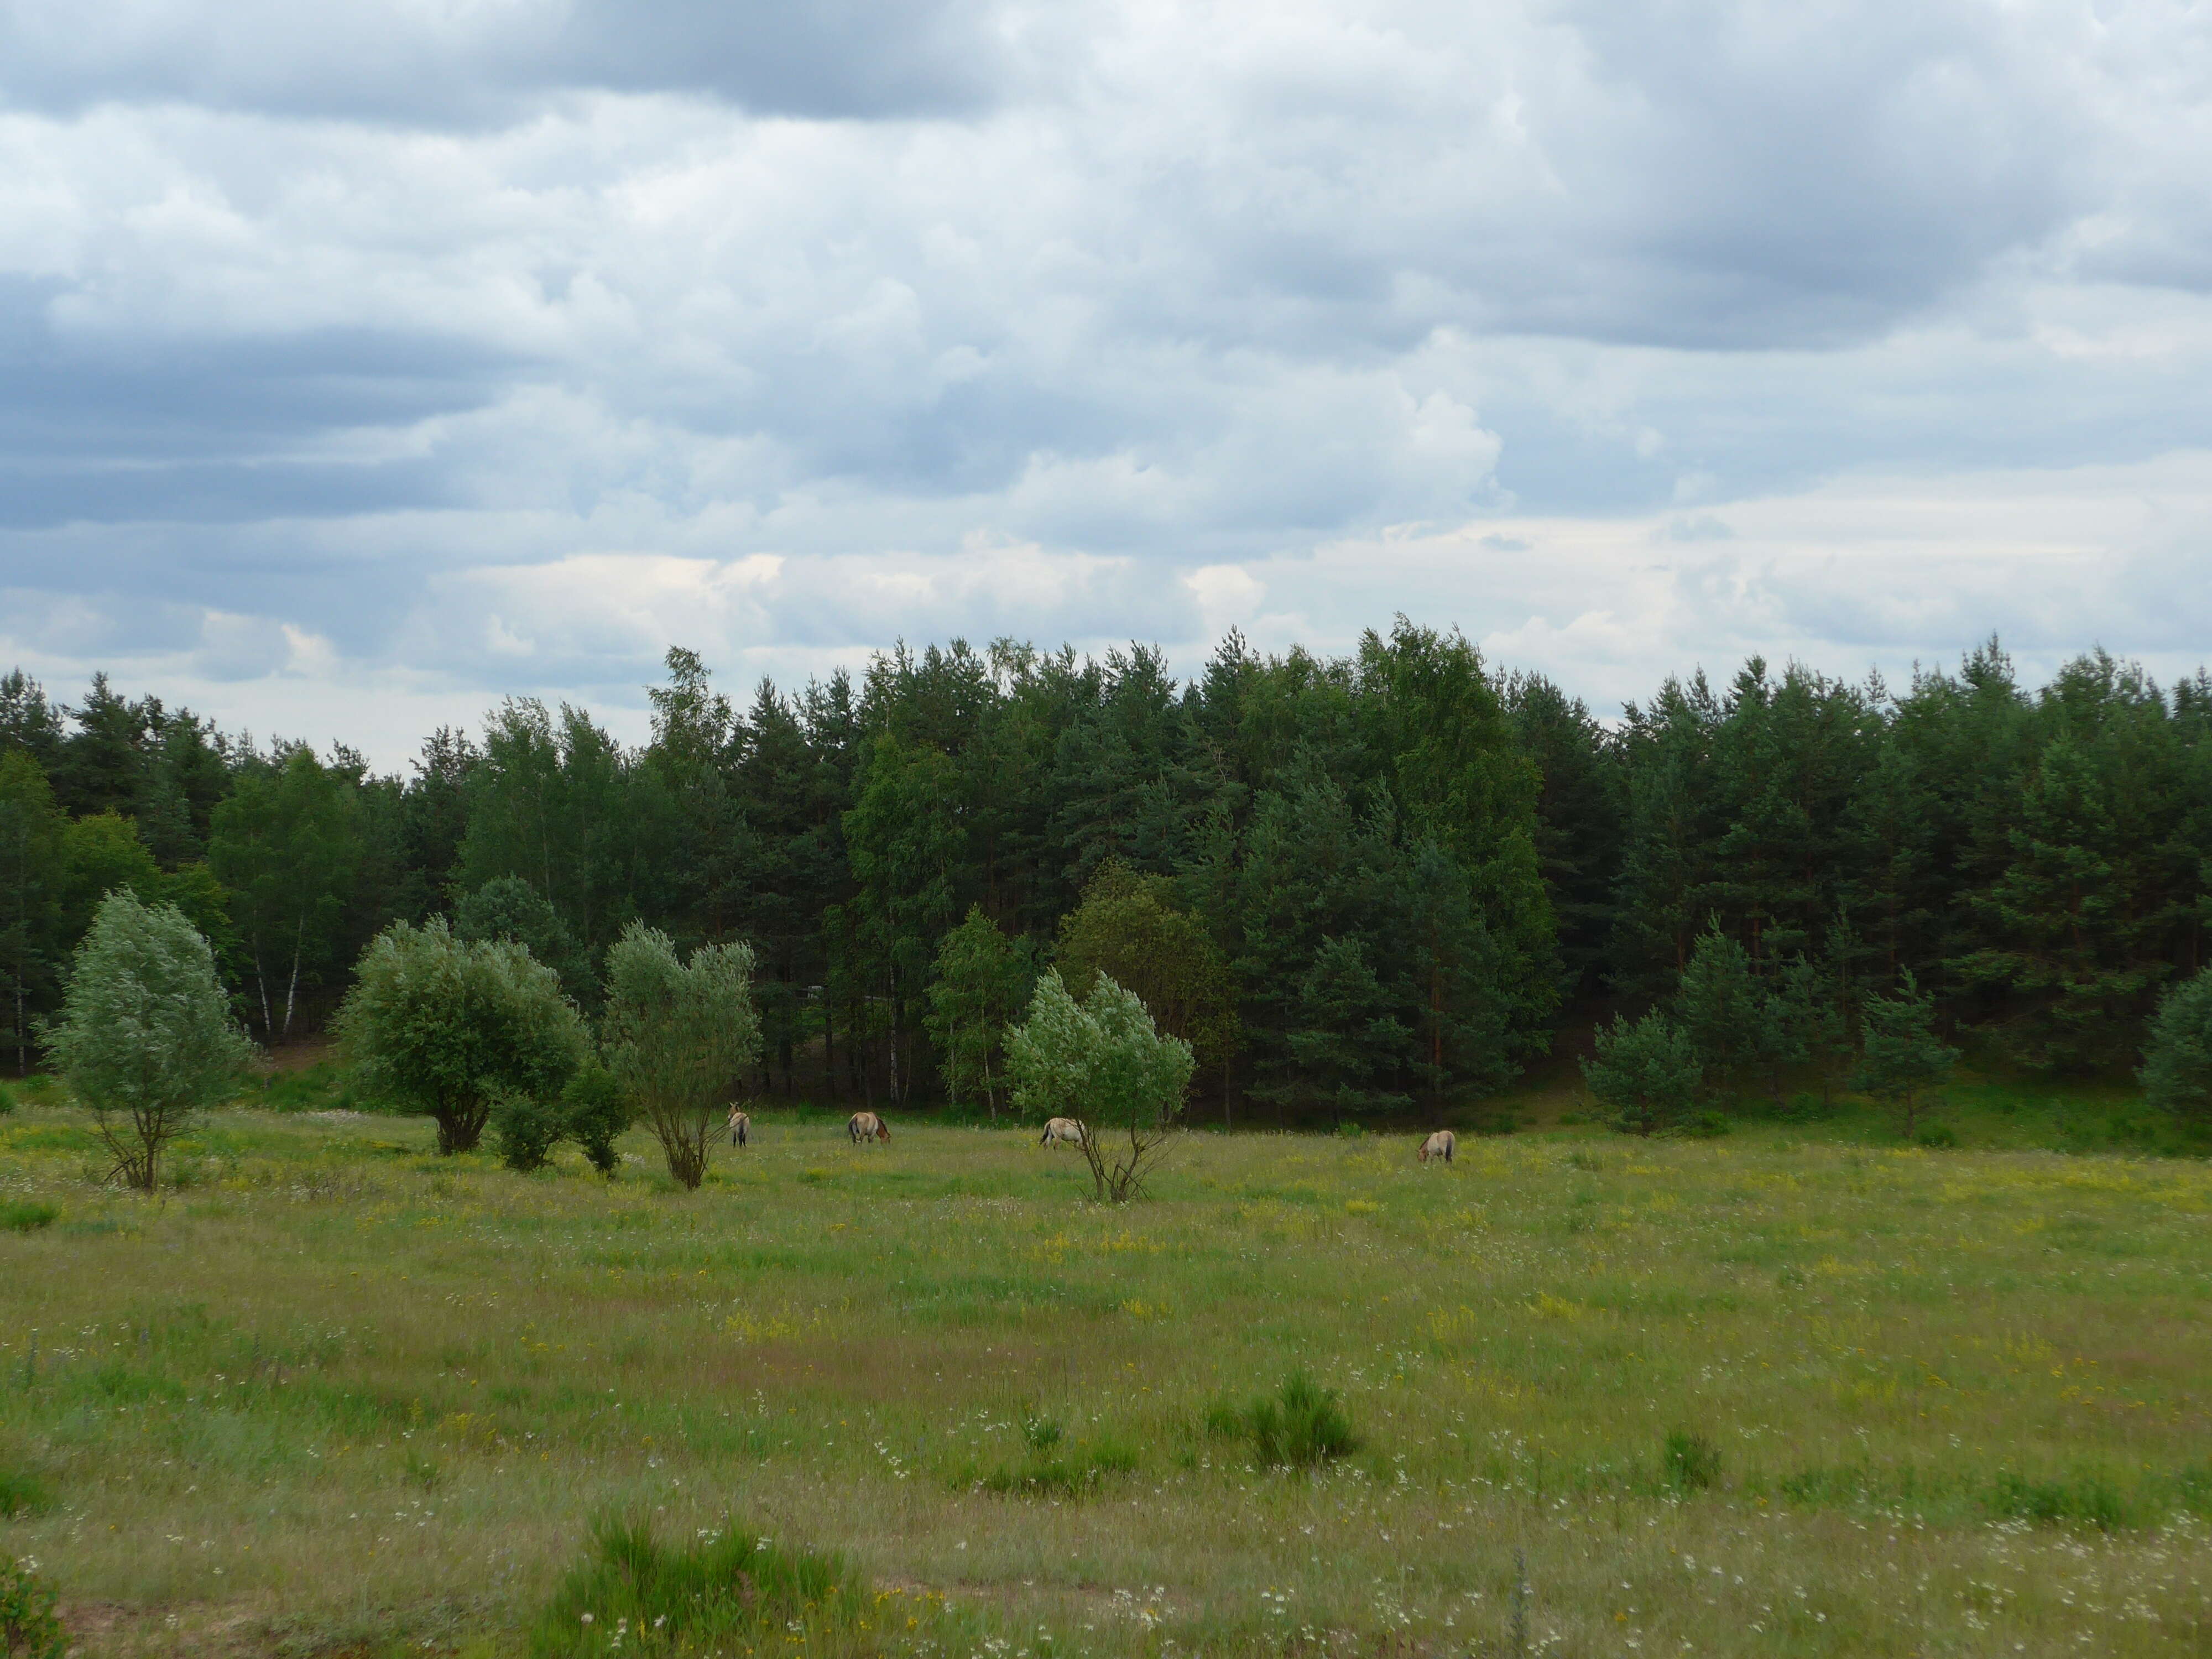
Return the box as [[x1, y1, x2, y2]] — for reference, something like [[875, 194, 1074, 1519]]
[[2, 622, 2208, 1123]]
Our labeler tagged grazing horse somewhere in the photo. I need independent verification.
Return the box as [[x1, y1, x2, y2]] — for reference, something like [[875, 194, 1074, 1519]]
[[1417, 1129, 1455, 1165], [726, 1106, 750, 1148], [1040, 1117, 1085, 1147], [847, 1110, 890, 1144]]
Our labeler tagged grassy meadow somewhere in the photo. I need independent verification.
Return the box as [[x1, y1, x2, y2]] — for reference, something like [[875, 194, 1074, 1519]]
[[3, 1089, 2211, 1658]]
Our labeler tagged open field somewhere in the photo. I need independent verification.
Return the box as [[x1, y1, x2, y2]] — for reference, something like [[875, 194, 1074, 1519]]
[[4, 1103, 2211, 1657]]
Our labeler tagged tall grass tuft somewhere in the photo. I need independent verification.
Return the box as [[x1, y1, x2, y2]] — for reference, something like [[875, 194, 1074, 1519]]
[[0, 1203, 55, 1234], [1989, 1473, 2124, 1530], [530, 1517, 871, 1659], [0, 1470, 54, 1519], [1664, 1431, 1721, 1493], [1206, 1370, 1358, 1469]]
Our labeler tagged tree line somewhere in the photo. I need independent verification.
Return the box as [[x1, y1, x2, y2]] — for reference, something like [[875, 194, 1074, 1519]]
[[4, 624, 2211, 1130]]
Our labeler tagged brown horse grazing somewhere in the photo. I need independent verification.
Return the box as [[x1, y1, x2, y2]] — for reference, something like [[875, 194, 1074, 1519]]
[[1040, 1117, 1084, 1147], [726, 1107, 750, 1148], [847, 1110, 890, 1144], [1417, 1129, 1455, 1165]]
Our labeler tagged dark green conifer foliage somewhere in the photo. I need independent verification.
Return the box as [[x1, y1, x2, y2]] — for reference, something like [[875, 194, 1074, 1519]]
[[1281, 935, 1412, 1125], [1503, 671, 1621, 995], [2141, 966, 2212, 1124], [55, 673, 153, 820], [0, 750, 67, 1073], [1855, 971, 1959, 1139], [1674, 920, 1760, 1086], [1583, 1011, 1702, 1136], [0, 670, 64, 773]]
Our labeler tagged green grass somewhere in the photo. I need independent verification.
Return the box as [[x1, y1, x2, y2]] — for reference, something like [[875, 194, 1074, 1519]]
[[1, 1098, 2209, 1656]]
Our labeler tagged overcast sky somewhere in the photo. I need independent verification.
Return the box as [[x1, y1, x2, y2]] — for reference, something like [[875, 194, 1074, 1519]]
[[3, 0, 2208, 764]]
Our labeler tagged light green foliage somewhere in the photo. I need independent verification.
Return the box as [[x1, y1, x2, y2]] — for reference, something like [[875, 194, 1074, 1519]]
[[925, 905, 1032, 1119], [337, 917, 588, 1155], [1, 1556, 65, 1659], [601, 923, 759, 1190], [41, 890, 253, 1188], [1583, 1010, 1703, 1136], [1055, 861, 1238, 1094], [1006, 969, 1192, 1200], [1856, 971, 1960, 1139], [2141, 966, 2212, 1123]]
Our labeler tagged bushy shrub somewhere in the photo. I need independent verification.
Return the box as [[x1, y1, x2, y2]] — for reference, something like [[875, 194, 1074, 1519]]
[[1664, 1431, 1721, 1492], [562, 1062, 630, 1176], [340, 918, 589, 1156], [1206, 1370, 1357, 1469], [1916, 1123, 1960, 1149], [529, 1517, 865, 1659], [0, 1556, 65, 1659], [602, 926, 760, 1191], [0, 1203, 55, 1234], [43, 890, 254, 1190], [491, 1089, 571, 1173], [0, 1083, 13, 1115]]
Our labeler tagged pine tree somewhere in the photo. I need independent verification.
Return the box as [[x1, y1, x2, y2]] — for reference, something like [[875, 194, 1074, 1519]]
[[0, 751, 66, 1073], [1583, 1011, 1702, 1136], [1855, 971, 1959, 1139]]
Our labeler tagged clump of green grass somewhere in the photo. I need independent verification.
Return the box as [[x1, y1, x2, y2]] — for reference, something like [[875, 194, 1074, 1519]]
[[1664, 1431, 1720, 1493], [968, 1415, 1140, 1496], [1206, 1370, 1358, 1469], [0, 1202, 55, 1233], [0, 1470, 54, 1519], [1989, 1472, 2124, 1530], [529, 1516, 868, 1659], [1916, 1124, 1960, 1149], [1, 1555, 66, 1659]]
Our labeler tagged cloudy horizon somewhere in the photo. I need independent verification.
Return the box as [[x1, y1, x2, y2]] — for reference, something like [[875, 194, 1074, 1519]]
[[3, 0, 2209, 766]]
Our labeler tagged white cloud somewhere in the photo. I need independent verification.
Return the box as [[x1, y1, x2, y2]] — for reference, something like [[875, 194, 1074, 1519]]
[[1, 0, 2209, 760]]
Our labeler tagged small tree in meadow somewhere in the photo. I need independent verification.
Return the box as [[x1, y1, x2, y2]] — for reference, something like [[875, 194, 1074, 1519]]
[[1855, 971, 1958, 1140], [44, 890, 254, 1190], [1582, 1010, 1701, 1135], [601, 924, 760, 1190], [2141, 965, 2212, 1125], [1007, 969, 1192, 1202], [338, 918, 588, 1155]]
